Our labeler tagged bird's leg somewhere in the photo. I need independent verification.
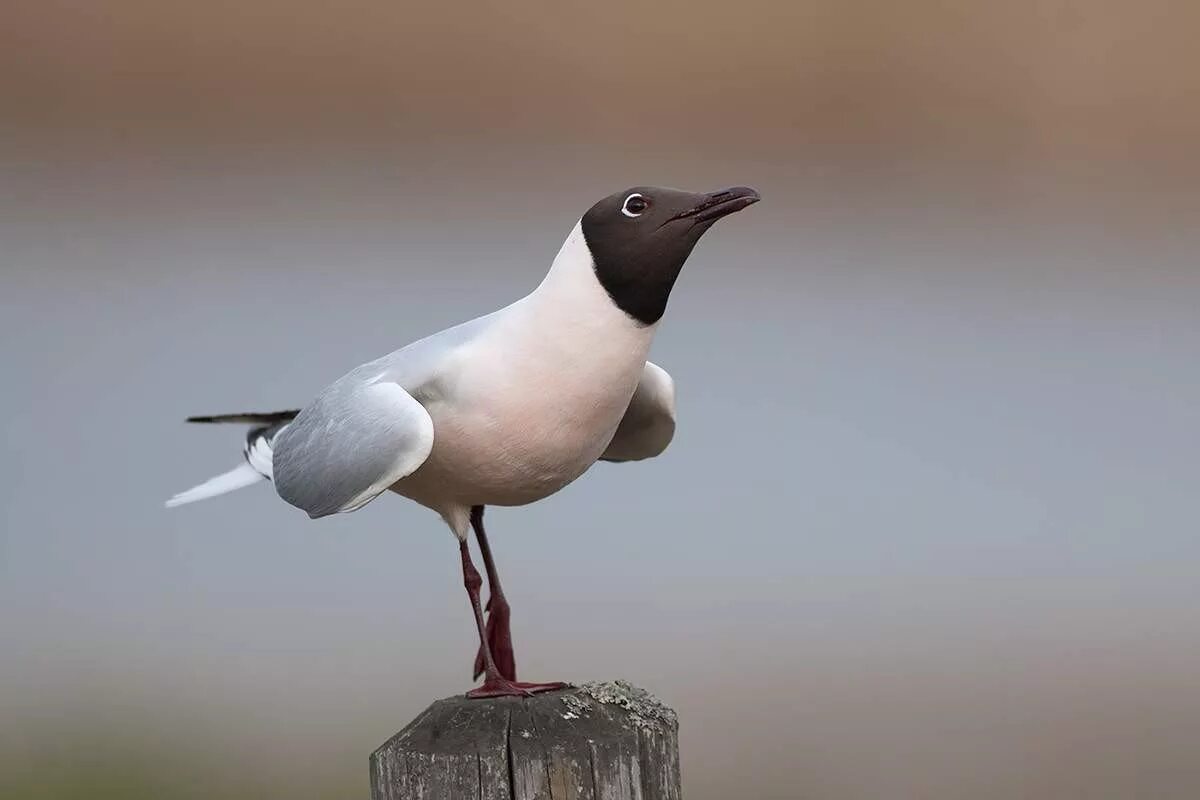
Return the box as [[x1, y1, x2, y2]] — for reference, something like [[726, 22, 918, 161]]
[[471, 505, 516, 682], [460, 539, 563, 698], [461, 539, 528, 698]]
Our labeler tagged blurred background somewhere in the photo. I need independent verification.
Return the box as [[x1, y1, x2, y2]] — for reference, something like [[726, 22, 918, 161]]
[[3, 1, 1198, 798]]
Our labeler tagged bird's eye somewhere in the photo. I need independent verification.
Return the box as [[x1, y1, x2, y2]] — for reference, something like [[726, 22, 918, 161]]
[[621, 193, 649, 218]]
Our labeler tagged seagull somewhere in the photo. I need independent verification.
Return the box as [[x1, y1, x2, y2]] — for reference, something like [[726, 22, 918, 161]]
[[168, 185, 760, 697]]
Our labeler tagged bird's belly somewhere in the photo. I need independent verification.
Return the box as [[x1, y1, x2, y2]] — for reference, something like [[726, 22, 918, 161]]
[[390, 289, 654, 513], [394, 377, 638, 509], [399, 431, 593, 508]]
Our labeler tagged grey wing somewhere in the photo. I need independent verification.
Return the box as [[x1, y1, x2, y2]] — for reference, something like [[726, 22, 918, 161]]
[[268, 311, 507, 518], [601, 361, 676, 462], [271, 379, 434, 518]]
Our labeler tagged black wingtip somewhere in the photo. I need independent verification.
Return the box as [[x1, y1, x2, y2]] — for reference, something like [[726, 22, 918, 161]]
[[185, 410, 301, 425]]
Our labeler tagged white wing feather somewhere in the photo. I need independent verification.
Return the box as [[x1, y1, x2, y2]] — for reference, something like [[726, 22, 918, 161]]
[[601, 361, 676, 462]]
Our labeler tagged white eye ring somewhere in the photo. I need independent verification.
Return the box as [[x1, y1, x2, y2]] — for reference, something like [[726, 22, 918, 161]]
[[621, 193, 648, 218]]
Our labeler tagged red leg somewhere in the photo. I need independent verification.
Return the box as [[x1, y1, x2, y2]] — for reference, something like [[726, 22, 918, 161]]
[[460, 539, 530, 698], [472, 505, 516, 681], [462, 509, 567, 698]]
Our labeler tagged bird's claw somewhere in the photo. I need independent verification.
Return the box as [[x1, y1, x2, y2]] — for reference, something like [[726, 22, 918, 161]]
[[466, 679, 568, 699]]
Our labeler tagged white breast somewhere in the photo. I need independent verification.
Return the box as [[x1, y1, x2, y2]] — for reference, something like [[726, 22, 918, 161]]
[[396, 221, 656, 510]]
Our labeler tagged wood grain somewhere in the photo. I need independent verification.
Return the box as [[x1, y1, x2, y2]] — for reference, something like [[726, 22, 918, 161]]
[[370, 683, 680, 800]]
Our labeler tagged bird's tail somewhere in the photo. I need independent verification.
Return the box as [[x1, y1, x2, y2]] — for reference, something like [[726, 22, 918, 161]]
[[166, 411, 299, 508]]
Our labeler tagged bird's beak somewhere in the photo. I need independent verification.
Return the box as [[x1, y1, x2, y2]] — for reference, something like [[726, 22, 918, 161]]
[[672, 186, 761, 225]]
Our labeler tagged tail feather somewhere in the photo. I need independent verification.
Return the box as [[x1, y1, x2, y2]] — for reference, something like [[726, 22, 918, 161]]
[[166, 416, 292, 509], [166, 462, 266, 507]]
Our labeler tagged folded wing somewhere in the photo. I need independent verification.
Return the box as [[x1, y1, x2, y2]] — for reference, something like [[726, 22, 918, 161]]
[[601, 361, 676, 462], [272, 379, 434, 518]]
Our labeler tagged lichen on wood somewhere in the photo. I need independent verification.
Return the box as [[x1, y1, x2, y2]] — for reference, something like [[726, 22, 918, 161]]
[[562, 680, 678, 735]]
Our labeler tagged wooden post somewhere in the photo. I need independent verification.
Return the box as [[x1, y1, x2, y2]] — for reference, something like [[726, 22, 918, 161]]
[[370, 681, 681, 800]]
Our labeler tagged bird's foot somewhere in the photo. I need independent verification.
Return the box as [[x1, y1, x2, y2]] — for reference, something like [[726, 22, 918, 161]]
[[473, 595, 516, 681], [512, 680, 569, 693], [466, 678, 569, 699]]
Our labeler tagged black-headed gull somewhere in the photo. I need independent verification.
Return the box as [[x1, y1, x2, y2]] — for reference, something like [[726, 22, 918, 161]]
[[169, 185, 760, 697]]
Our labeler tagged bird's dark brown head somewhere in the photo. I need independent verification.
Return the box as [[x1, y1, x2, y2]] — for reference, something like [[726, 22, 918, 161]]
[[581, 185, 760, 325]]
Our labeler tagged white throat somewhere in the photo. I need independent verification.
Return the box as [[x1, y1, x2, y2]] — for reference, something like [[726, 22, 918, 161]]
[[534, 220, 602, 295], [522, 219, 656, 342]]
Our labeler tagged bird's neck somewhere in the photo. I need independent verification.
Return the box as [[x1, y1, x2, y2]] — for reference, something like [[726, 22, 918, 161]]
[[526, 220, 656, 334], [499, 221, 657, 369]]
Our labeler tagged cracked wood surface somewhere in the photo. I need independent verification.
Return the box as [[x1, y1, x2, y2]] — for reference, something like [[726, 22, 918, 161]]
[[370, 685, 681, 800]]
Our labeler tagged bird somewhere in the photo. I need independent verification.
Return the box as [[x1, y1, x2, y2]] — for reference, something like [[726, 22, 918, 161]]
[[167, 185, 760, 697]]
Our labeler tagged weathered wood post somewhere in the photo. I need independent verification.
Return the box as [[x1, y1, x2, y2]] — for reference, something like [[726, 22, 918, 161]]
[[370, 681, 681, 800]]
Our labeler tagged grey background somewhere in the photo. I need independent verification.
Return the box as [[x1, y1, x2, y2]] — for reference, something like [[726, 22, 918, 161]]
[[3, 2, 1199, 798]]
